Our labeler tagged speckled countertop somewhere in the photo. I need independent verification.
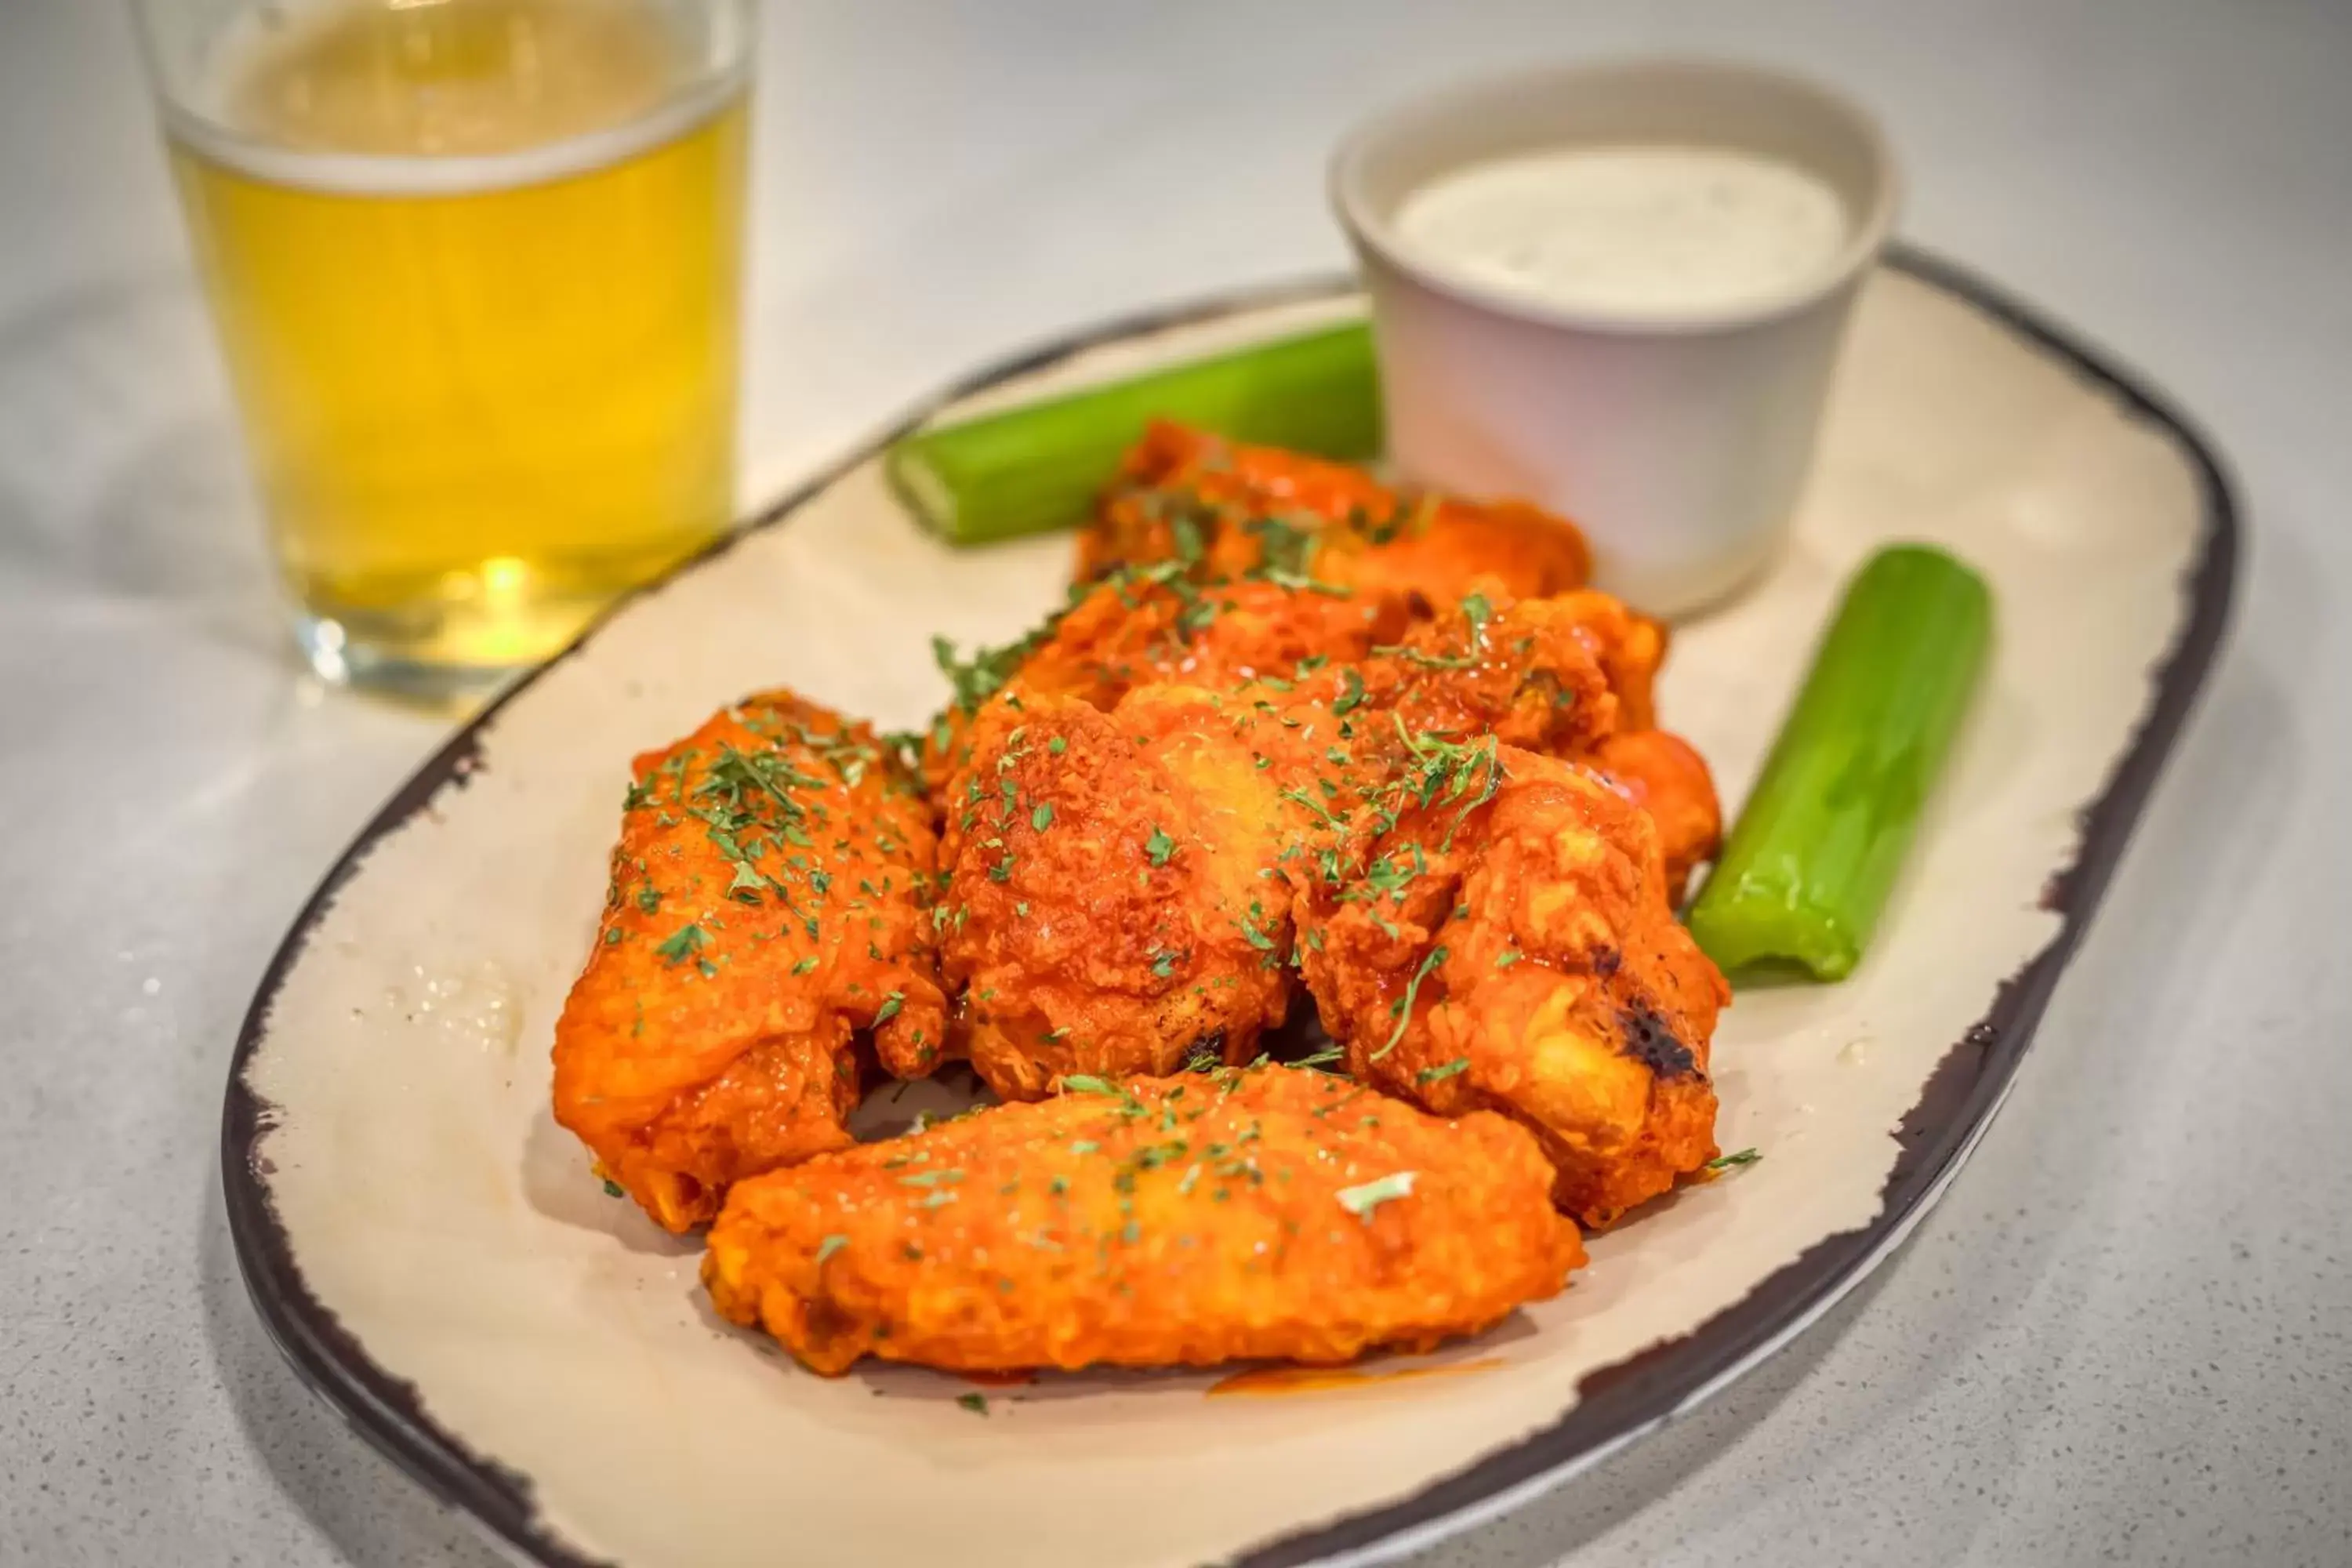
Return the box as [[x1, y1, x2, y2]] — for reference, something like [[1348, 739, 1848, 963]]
[[2, 2, 2347, 1564]]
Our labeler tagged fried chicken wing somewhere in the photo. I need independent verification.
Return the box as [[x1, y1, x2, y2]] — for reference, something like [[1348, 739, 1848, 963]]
[[922, 574, 1403, 794], [1294, 746, 1729, 1227], [1370, 586, 1633, 759], [1079, 420, 1592, 604], [553, 693, 948, 1232], [935, 684, 1297, 1099], [703, 1064, 1584, 1374], [930, 583, 1690, 1101], [1588, 728, 1722, 903]]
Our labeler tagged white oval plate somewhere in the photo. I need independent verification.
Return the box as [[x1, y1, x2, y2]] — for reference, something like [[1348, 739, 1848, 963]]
[[225, 249, 2233, 1568]]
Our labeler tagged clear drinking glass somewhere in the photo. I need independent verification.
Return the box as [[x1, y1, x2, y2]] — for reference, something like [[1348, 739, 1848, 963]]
[[132, 0, 755, 699]]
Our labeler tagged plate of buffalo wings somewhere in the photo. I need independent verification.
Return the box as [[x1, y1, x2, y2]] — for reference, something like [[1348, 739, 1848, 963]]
[[226, 254, 2231, 1568]]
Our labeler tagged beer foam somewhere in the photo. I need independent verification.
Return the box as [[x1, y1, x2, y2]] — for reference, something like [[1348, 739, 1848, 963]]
[[164, 68, 746, 196], [167, 0, 747, 197]]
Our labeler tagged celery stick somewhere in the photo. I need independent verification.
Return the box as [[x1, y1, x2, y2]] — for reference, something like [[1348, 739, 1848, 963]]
[[1686, 545, 1992, 982], [886, 321, 1380, 545]]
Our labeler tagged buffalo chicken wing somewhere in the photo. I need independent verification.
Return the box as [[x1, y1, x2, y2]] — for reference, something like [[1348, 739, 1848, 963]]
[[553, 693, 949, 1232], [703, 1063, 1584, 1374]]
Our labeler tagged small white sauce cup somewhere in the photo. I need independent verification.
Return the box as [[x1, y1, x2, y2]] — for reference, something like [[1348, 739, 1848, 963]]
[[1331, 59, 1899, 617]]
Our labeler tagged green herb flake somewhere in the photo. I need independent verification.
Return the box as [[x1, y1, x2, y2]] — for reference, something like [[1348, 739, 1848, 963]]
[[955, 1392, 989, 1416], [1707, 1148, 1762, 1171], [1145, 826, 1177, 866], [1031, 803, 1054, 831], [1236, 906, 1277, 953], [1336, 1171, 1417, 1220], [1370, 944, 1448, 1060], [1417, 1057, 1471, 1084], [601, 1178, 626, 1199], [873, 991, 906, 1027], [815, 1234, 848, 1265], [655, 923, 710, 967]]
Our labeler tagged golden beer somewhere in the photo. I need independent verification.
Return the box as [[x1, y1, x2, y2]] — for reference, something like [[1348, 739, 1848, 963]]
[[158, 0, 750, 690]]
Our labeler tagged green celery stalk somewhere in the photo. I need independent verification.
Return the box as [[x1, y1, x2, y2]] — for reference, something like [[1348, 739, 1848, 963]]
[[886, 321, 1380, 545], [1686, 544, 1993, 982]]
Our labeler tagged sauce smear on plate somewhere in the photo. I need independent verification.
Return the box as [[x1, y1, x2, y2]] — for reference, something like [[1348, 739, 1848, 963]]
[[1207, 1359, 1503, 1398]]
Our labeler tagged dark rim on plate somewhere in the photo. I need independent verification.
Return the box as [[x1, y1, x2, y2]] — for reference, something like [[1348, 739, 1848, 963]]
[[220, 245, 2238, 1568]]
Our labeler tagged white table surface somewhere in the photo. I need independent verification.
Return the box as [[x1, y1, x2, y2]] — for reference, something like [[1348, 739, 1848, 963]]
[[4, 2, 2349, 1564]]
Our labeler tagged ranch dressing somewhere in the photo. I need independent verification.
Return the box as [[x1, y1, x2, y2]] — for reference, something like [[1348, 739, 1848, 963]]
[[1395, 145, 1849, 317]]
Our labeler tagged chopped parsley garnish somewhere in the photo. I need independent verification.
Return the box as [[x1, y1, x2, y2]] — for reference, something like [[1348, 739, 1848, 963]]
[[1374, 644, 1475, 670], [1370, 944, 1448, 1060], [1237, 904, 1277, 953], [815, 1234, 848, 1265], [1707, 1148, 1762, 1171], [1460, 590, 1492, 635], [792, 955, 819, 975], [655, 922, 710, 967], [1030, 802, 1054, 831], [1383, 717, 1503, 848], [873, 991, 905, 1027], [1144, 826, 1177, 866], [1279, 786, 1348, 834], [955, 1392, 989, 1415], [601, 1178, 626, 1199], [1242, 515, 1316, 579], [1417, 1057, 1470, 1083], [1336, 1171, 1417, 1220], [932, 622, 1056, 715]]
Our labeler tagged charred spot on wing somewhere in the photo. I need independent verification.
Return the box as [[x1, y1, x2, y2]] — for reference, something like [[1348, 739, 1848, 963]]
[[1592, 947, 1623, 979], [1617, 1003, 1697, 1079], [1181, 1029, 1229, 1073]]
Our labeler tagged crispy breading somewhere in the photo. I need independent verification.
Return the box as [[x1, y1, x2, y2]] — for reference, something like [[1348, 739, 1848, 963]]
[[921, 575, 1404, 795], [929, 584, 1695, 1101], [552, 693, 948, 1232], [702, 1065, 1584, 1375], [1293, 746, 1729, 1227], [935, 685, 1296, 1100], [1588, 728, 1722, 904]]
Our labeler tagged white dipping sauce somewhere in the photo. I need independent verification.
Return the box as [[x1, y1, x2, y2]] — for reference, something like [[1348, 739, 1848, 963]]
[[1395, 145, 1849, 316]]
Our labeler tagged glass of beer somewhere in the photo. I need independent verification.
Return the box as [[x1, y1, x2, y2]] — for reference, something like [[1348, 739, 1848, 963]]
[[133, 0, 754, 699]]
